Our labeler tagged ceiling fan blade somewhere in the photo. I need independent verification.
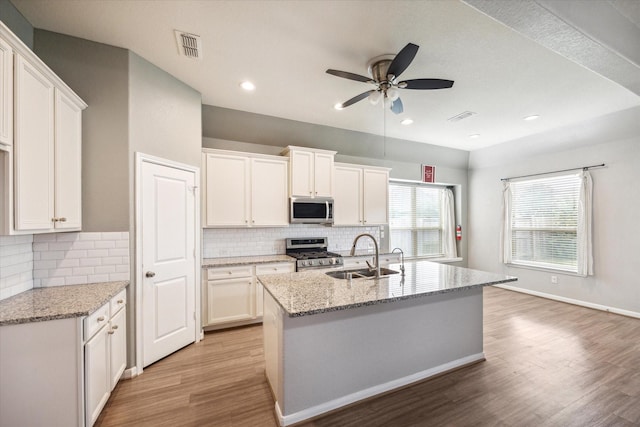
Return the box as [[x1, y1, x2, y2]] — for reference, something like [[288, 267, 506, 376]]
[[340, 90, 376, 108], [326, 69, 372, 83], [387, 43, 419, 79], [401, 79, 454, 90], [390, 97, 404, 115]]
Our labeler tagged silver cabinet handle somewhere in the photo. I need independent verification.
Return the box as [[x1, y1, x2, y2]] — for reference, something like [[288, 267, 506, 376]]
[[59, 217, 67, 222], [112, 325, 118, 330], [108, 330, 115, 335], [97, 316, 105, 322], [145, 271, 156, 278], [117, 299, 124, 304], [52, 218, 58, 222]]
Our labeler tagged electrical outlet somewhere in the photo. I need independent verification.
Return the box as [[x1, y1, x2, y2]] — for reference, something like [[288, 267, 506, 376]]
[[551, 275, 558, 284]]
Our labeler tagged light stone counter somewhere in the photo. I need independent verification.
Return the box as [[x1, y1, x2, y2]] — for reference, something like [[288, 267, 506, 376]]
[[202, 254, 294, 268], [0, 281, 129, 325], [259, 259, 517, 317]]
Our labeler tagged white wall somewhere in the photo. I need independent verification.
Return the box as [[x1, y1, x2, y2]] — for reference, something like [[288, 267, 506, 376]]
[[468, 115, 640, 315], [0, 235, 33, 299]]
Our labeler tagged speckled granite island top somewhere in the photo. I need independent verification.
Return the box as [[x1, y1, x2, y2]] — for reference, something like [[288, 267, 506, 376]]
[[258, 260, 517, 317], [0, 281, 128, 325], [202, 254, 294, 268]]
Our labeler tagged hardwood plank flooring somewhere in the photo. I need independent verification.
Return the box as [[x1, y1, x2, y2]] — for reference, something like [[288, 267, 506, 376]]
[[95, 287, 640, 426]]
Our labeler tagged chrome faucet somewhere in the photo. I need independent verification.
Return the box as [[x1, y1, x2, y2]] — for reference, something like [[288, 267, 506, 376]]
[[391, 247, 405, 276], [350, 233, 380, 278]]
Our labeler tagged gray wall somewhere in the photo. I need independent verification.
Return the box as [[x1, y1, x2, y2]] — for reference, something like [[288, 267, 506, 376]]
[[202, 106, 470, 262], [0, 0, 32, 49], [34, 30, 130, 232], [467, 107, 640, 314]]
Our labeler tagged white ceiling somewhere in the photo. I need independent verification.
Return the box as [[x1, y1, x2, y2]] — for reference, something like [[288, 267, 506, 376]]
[[11, 0, 640, 151]]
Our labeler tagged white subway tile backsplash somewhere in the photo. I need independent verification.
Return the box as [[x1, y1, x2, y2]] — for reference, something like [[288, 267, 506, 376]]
[[202, 225, 381, 258], [32, 232, 130, 287]]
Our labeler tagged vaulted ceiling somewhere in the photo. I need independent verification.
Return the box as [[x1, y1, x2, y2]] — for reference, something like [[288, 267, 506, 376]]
[[11, 0, 640, 151]]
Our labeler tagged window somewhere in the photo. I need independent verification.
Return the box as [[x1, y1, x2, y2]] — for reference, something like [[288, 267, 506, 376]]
[[389, 183, 456, 258], [503, 172, 592, 274]]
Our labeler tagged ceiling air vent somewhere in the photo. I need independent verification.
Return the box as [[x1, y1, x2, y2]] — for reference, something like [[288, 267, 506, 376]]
[[447, 111, 477, 122], [174, 30, 202, 60]]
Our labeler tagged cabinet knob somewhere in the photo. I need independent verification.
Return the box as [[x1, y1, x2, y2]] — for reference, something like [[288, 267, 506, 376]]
[[108, 330, 115, 335], [52, 218, 59, 222], [117, 299, 124, 304], [145, 271, 156, 278], [112, 325, 119, 330], [97, 316, 105, 322], [59, 217, 67, 222]]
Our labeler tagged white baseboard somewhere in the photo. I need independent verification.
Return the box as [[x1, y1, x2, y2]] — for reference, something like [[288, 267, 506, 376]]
[[277, 352, 485, 426], [494, 284, 640, 319], [122, 367, 139, 380]]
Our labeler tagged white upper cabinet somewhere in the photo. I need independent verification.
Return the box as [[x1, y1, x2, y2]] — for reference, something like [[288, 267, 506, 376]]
[[204, 152, 250, 226], [0, 36, 12, 148], [14, 54, 55, 231], [334, 165, 363, 226], [1, 22, 86, 235], [363, 167, 389, 225], [283, 146, 335, 198], [202, 149, 289, 228], [54, 89, 82, 230], [251, 157, 288, 226], [334, 163, 390, 226]]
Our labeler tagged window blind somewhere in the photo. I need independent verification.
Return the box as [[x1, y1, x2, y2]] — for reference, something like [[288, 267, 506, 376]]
[[389, 183, 443, 257], [509, 174, 582, 271]]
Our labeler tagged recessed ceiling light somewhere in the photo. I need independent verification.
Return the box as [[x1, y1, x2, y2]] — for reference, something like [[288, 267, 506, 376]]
[[240, 81, 255, 91], [400, 118, 413, 125], [524, 115, 540, 121], [334, 103, 344, 110], [469, 134, 480, 139]]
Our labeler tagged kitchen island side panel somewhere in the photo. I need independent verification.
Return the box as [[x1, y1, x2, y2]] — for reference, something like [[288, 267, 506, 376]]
[[280, 287, 483, 419]]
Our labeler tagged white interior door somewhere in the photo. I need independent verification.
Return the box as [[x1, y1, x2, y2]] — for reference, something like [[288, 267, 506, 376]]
[[141, 159, 196, 367]]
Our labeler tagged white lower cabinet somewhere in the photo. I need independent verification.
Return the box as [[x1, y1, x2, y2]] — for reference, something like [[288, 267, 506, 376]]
[[84, 288, 127, 426], [204, 261, 294, 329], [0, 288, 127, 427]]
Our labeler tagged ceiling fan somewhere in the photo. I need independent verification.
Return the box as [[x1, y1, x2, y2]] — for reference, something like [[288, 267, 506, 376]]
[[326, 43, 454, 115]]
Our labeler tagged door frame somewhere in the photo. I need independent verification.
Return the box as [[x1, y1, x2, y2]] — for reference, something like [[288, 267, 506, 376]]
[[134, 152, 201, 375]]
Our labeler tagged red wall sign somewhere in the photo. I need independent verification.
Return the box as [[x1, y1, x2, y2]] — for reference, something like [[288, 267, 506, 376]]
[[422, 165, 436, 183]]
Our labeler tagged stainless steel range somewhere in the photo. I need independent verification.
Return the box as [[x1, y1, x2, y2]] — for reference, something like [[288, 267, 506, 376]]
[[286, 237, 343, 271]]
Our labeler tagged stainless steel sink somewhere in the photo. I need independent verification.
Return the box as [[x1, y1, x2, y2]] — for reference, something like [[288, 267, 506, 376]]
[[325, 267, 399, 280]]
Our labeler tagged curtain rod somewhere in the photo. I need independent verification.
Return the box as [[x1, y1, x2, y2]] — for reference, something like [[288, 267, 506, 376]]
[[500, 164, 605, 182]]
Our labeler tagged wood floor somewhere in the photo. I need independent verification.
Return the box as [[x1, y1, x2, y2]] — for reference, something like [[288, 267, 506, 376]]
[[95, 287, 640, 427]]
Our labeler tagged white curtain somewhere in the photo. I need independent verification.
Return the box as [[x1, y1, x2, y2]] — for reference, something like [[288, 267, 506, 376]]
[[577, 170, 594, 276], [500, 181, 512, 264], [441, 188, 457, 258]]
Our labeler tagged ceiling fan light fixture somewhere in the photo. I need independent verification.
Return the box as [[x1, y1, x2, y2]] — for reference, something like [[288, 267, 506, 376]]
[[469, 134, 481, 139], [524, 114, 540, 121], [401, 118, 413, 125], [334, 103, 344, 110], [387, 87, 400, 101], [368, 91, 382, 105]]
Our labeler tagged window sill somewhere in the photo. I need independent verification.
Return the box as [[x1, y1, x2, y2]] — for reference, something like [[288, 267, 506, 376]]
[[505, 262, 582, 276], [407, 256, 463, 264]]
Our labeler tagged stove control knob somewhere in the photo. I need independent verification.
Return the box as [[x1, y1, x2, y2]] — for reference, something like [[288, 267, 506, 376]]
[[319, 260, 326, 265], [301, 261, 307, 266], [328, 259, 334, 265]]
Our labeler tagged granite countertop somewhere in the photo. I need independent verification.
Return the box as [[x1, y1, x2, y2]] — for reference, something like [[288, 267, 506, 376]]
[[0, 281, 129, 326], [202, 255, 295, 268], [258, 260, 517, 317]]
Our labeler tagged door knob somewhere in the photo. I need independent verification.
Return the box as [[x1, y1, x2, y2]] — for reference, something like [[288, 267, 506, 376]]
[[145, 271, 156, 278]]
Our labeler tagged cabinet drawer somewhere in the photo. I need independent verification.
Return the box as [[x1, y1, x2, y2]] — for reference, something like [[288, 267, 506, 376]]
[[84, 302, 110, 341], [207, 265, 253, 280], [256, 262, 294, 276], [110, 289, 126, 315]]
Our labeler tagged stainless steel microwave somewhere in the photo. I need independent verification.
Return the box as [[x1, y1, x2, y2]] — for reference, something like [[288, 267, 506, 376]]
[[290, 197, 334, 225]]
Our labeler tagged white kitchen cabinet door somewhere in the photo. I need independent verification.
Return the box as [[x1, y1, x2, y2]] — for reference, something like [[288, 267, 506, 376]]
[[85, 325, 110, 427], [289, 149, 314, 197], [54, 89, 82, 230], [313, 152, 334, 198], [204, 153, 250, 226], [14, 54, 55, 231], [109, 307, 126, 391], [334, 165, 363, 226], [255, 282, 264, 318], [251, 157, 288, 226], [0, 37, 12, 147], [207, 277, 255, 324], [363, 168, 389, 225]]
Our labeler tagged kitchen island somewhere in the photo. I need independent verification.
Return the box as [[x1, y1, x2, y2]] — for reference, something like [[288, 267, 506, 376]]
[[258, 260, 517, 426]]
